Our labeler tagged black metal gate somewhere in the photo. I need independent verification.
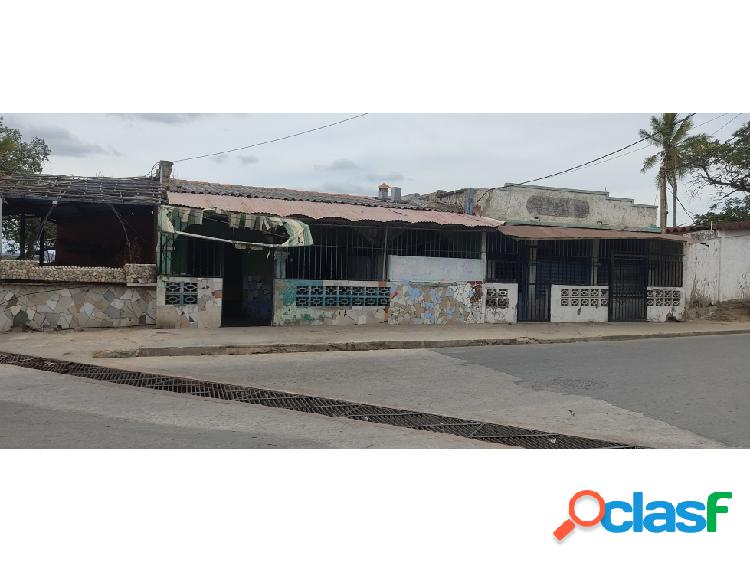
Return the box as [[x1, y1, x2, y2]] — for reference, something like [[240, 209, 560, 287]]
[[518, 282, 551, 322], [517, 244, 551, 322], [609, 256, 647, 322]]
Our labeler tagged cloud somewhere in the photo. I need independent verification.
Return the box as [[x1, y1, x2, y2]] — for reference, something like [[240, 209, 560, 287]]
[[110, 113, 204, 124], [366, 171, 405, 183], [211, 154, 228, 164], [238, 154, 259, 165], [316, 158, 359, 171], [20, 124, 116, 158]]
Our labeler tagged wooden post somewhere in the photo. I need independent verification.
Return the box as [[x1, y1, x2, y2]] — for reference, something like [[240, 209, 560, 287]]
[[20, 214, 26, 259], [38, 227, 45, 265]]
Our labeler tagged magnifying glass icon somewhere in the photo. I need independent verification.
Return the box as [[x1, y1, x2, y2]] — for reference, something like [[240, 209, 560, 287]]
[[553, 490, 606, 541]]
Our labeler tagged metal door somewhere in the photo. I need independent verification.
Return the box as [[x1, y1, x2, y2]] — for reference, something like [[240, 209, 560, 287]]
[[609, 255, 647, 322], [517, 244, 551, 322]]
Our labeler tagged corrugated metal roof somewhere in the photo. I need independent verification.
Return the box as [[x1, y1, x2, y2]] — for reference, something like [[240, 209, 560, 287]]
[[167, 191, 504, 228], [498, 224, 689, 242], [166, 178, 438, 210], [0, 174, 163, 205]]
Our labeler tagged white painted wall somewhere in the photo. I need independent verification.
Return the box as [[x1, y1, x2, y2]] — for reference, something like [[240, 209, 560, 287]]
[[646, 287, 685, 322], [718, 231, 750, 301], [550, 285, 608, 322], [483, 282, 517, 323], [683, 231, 720, 307], [387, 255, 484, 282], [683, 229, 750, 307]]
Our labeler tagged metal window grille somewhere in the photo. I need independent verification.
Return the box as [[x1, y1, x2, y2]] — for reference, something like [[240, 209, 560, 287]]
[[159, 233, 224, 277], [285, 223, 483, 281]]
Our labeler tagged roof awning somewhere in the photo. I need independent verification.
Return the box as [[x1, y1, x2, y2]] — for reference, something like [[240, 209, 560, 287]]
[[159, 205, 313, 249], [498, 224, 688, 242], [167, 191, 504, 229]]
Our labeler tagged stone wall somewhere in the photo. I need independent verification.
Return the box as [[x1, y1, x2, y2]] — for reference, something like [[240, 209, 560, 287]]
[[156, 276, 223, 329], [0, 261, 157, 285], [0, 283, 156, 332]]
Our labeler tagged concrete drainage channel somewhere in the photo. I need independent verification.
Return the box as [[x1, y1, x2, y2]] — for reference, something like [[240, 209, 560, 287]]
[[0, 352, 639, 449]]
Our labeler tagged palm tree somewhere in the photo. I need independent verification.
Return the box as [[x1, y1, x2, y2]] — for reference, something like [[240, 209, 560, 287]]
[[640, 113, 694, 230]]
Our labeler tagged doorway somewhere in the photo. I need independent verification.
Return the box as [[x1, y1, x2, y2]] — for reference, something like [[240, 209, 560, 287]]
[[221, 245, 274, 326], [609, 255, 647, 322]]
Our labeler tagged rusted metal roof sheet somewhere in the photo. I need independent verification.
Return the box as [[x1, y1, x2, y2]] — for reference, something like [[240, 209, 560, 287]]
[[0, 174, 163, 205], [498, 224, 689, 242], [167, 178, 441, 210], [167, 191, 504, 228]]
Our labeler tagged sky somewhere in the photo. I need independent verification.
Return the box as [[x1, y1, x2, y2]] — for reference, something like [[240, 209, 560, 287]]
[[3, 113, 744, 226]]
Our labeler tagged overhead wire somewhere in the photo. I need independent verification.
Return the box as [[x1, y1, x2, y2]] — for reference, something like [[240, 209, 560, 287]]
[[171, 113, 369, 164]]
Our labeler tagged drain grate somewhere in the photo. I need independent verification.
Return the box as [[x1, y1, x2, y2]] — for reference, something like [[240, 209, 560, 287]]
[[0, 352, 639, 449]]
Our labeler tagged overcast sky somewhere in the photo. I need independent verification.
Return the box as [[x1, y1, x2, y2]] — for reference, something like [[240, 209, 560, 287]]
[[3, 113, 744, 225]]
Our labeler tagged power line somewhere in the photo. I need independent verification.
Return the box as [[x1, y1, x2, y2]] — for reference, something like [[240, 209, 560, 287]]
[[171, 113, 369, 164], [709, 112, 743, 136], [476, 113, 697, 206], [577, 113, 729, 171]]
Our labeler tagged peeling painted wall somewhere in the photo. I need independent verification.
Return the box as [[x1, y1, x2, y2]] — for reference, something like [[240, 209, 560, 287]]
[[388, 281, 484, 325], [483, 283, 518, 323], [156, 276, 222, 329], [273, 279, 390, 326], [0, 283, 155, 332], [273, 279, 517, 326]]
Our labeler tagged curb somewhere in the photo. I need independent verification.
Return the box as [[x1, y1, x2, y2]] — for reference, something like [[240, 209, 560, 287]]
[[92, 327, 750, 358]]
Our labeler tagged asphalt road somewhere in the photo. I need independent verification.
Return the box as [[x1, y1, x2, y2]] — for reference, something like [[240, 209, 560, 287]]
[[100, 333, 750, 448], [0, 365, 496, 448], [2, 334, 747, 448], [439, 333, 750, 447]]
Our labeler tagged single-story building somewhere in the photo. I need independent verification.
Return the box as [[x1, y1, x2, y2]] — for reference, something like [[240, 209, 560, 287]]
[[1, 162, 691, 330]]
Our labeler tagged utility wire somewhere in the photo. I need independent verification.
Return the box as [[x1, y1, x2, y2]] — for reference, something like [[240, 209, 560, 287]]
[[171, 113, 369, 164], [577, 113, 729, 171], [475, 113, 697, 206]]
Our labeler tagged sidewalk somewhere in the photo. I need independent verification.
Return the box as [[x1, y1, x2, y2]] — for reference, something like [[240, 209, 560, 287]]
[[1, 320, 749, 363]]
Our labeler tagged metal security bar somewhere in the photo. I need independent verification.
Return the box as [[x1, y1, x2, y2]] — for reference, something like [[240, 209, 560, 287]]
[[598, 239, 683, 287], [285, 223, 483, 281], [159, 232, 224, 277]]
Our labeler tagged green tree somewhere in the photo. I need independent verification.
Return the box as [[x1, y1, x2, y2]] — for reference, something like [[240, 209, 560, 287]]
[[682, 120, 750, 197], [0, 116, 50, 174], [693, 196, 750, 225], [640, 113, 694, 230], [0, 116, 52, 257]]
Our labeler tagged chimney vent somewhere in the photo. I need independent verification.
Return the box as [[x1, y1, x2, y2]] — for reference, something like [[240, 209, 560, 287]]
[[159, 160, 173, 183], [378, 183, 390, 201]]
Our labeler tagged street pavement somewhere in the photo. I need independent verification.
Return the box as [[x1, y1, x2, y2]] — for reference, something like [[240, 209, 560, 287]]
[[0, 365, 500, 448], [2, 333, 746, 448], [95, 334, 749, 448]]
